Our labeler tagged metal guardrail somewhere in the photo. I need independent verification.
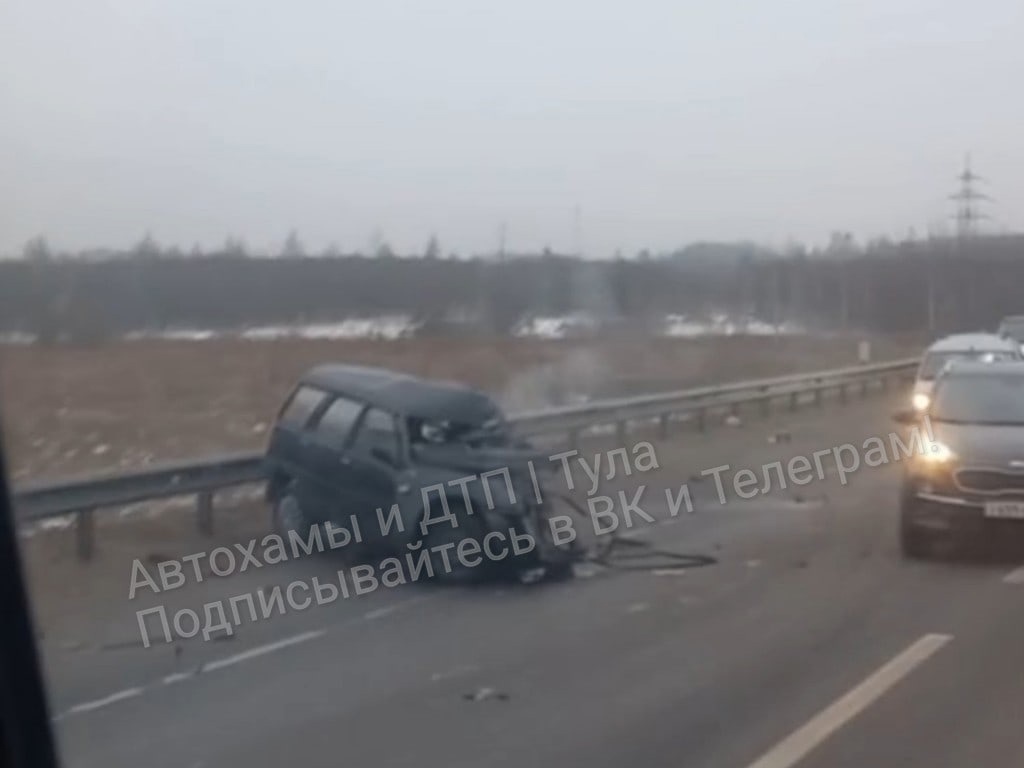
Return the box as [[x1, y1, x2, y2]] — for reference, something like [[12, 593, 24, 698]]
[[13, 357, 919, 559]]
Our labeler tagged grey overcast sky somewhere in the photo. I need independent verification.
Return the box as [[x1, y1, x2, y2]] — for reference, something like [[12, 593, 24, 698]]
[[2, 0, 1022, 257]]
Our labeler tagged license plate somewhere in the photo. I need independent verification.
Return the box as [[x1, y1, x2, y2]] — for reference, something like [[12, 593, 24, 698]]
[[984, 501, 1024, 519]]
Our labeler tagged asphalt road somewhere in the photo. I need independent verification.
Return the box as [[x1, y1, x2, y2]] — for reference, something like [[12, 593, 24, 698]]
[[38, 389, 1024, 768]]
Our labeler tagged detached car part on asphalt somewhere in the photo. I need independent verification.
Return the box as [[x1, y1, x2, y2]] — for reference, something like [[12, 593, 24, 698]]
[[896, 360, 1024, 558], [263, 364, 576, 582]]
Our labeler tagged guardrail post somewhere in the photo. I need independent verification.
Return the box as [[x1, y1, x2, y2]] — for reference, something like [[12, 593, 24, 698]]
[[760, 396, 771, 417], [615, 420, 627, 445], [658, 413, 670, 440], [813, 387, 823, 406], [860, 379, 869, 397], [838, 383, 848, 403], [76, 509, 94, 561], [197, 491, 214, 536], [695, 407, 707, 433], [879, 375, 888, 391], [789, 391, 799, 411], [568, 428, 580, 449]]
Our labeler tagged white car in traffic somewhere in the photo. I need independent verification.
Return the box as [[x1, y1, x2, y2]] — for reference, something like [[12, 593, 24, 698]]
[[911, 333, 1021, 413]]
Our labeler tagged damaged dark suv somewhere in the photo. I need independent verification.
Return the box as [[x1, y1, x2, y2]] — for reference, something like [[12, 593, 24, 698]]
[[264, 364, 575, 581]]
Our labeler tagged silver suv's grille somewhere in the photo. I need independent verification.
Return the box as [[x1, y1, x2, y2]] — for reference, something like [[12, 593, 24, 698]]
[[955, 469, 1024, 494]]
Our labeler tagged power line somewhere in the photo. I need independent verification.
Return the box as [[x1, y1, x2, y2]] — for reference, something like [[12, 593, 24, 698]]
[[949, 153, 992, 238]]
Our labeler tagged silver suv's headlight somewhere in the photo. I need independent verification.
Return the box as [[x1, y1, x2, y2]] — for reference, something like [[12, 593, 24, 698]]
[[919, 440, 956, 464]]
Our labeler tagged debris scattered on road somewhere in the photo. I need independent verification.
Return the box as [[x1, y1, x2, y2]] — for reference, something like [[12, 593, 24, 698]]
[[517, 567, 547, 585], [767, 431, 792, 444], [463, 686, 509, 703], [724, 414, 742, 427], [572, 563, 602, 579], [99, 637, 149, 651]]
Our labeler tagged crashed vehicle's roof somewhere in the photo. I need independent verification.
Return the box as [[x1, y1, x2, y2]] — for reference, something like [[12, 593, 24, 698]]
[[300, 364, 502, 422]]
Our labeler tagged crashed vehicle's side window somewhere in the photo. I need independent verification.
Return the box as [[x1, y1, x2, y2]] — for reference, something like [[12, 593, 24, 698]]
[[313, 396, 364, 445], [350, 408, 401, 462], [278, 385, 329, 428]]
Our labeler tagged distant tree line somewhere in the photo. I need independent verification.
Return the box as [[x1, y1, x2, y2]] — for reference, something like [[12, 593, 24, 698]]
[[3, 232, 1023, 341]]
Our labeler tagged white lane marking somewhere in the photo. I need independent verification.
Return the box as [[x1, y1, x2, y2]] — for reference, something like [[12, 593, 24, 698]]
[[66, 687, 144, 716], [1003, 567, 1024, 585], [200, 630, 325, 673], [55, 594, 435, 720], [162, 671, 195, 685], [744, 633, 952, 768], [364, 606, 396, 621]]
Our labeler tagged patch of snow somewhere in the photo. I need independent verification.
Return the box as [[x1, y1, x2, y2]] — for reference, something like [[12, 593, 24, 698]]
[[662, 313, 805, 337], [513, 313, 601, 339], [124, 328, 217, 341], [241, 316, 417, 341], [0, 331, 36, 345]]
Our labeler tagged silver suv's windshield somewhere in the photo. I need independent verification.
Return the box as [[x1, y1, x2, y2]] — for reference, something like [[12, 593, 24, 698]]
[[931, 374, 1024, 425], [919, 350, 1017, 380]]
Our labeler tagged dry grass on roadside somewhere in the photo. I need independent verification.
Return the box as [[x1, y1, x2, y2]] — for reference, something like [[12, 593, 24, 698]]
[[0, 334, 921, 482]]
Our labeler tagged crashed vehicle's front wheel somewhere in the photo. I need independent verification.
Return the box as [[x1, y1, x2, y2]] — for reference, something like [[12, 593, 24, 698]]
[[528, 509, 577, 581], [422, 508, 490, 585]]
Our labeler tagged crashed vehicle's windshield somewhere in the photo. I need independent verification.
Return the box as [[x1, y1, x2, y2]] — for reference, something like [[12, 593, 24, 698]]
[[403, 385, 512, 446], [409, 415, 506, 445]]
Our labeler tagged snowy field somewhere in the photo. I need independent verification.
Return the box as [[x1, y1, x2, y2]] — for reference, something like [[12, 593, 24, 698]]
[[0, 313, 806, 345]]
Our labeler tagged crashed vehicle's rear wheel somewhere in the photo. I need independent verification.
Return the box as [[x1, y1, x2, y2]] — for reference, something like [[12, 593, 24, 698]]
[[272, 482, 312, 539]]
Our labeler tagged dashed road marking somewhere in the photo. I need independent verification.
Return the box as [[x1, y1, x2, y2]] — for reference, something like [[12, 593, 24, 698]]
[[161, 671, 195, 685], [65, 687, 144, 717], [200, 630, 325, 673], [744, 633, 952, 768], [53, 594, 438, 721]]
